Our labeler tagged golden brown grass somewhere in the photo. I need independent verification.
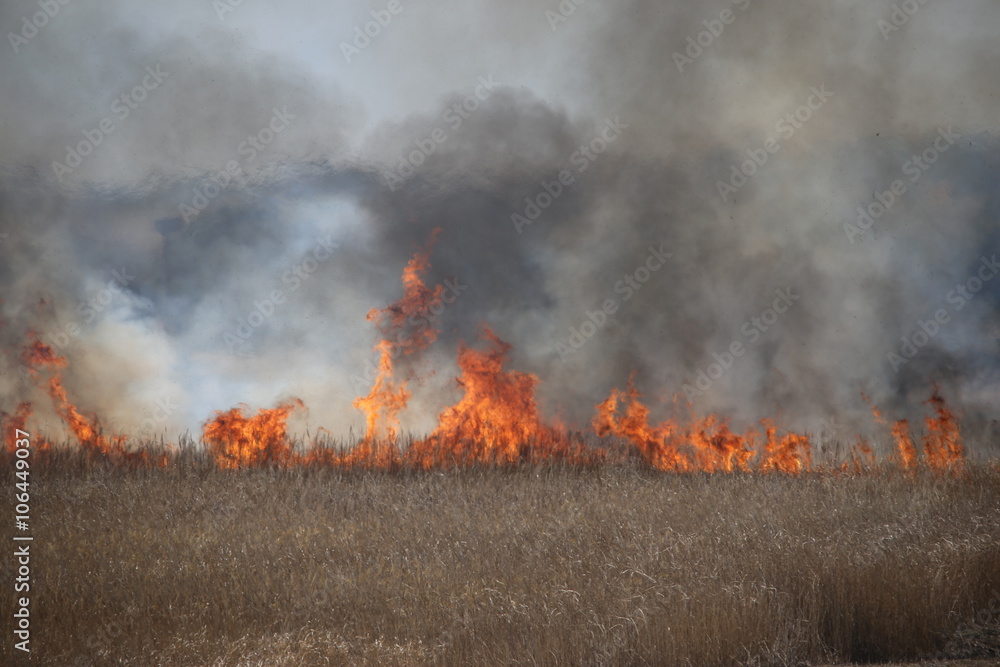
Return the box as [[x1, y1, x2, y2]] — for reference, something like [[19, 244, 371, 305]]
[[3, 451, 1000, 666]]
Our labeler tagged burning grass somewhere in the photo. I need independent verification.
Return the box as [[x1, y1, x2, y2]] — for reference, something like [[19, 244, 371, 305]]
[[4, 230, 997, 665], [5, 232, 970, 477], [2, 456, 999, 665]]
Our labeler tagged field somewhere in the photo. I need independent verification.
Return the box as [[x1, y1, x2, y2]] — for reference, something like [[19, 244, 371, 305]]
[[3, 449, 1000, 666]]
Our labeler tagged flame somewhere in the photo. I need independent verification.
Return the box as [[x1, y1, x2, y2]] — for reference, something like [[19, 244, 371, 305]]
[[407, 326, 584, 468], [592, 379, 689, 471], [869, 389, 959, 473], [17, 332, 163, 466], [756, 420, 811, 473], [202, 399, 304, 469], [352, 229, 444, 444], [22, 333, 109, 454], [922, 388, 964, 473], [868, 394, 916, 472], [4, 235, 976, 475], [592, 379, 811, 473], [891, 419, 917, 472]]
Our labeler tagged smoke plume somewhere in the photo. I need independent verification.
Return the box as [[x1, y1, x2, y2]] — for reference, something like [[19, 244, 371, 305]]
[[1, 0, 998, 450]]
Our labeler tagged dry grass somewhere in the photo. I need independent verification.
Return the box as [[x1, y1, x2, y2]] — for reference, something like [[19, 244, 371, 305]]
[[3, 451, 1000, 666]]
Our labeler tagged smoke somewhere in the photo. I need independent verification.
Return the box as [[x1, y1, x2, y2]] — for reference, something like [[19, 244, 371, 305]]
[[1, 0, 998, 446]]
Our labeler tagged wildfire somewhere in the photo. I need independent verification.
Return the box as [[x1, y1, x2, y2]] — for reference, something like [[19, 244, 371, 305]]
[[352, 228, 444, 445], [407, 326, 582, 468], [592, 378, 810, 473], [12, 332, 163, 466], [922, 387, 964, 473], [202, 399, 304, 469], [891, 420, 917, 472], [3, 234, 978, 475]]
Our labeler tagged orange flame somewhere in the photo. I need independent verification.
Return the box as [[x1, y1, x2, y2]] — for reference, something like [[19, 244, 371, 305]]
[[593, 379, 689, 471], [352, 229, 444, 443], [17, 332, 162, 466], [922, 388, 964, 473], [757, 420, 811, 473], [5, 239, 975, 476], [23, 333, 111, 455], [202, 399, 304, 469], [408, 326, 578, 468], [891, 419, 917, 472]]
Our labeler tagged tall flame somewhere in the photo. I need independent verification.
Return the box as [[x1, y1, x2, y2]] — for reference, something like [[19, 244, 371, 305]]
[[922, 387, 964, 473], [352, 228, 444, 445], [17, 332, 162, 465], [891, 419, 917, 472], [408, 326, 574, 468]]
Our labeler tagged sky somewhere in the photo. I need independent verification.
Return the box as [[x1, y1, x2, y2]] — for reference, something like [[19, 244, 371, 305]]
[[1, 0, 998, 447]]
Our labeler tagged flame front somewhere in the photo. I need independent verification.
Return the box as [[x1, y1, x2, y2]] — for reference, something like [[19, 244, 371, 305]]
[[592, 379, 809, 473], [6, 234, 974, 475]]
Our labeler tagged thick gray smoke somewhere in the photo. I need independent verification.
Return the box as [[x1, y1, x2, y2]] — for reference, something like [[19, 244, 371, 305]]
[[1, 0, 998, 449]]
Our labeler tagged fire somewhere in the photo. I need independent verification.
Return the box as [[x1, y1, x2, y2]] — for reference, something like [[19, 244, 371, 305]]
[[593, 380, 689, 471], [407, 326, 576, 468], [15, 332, 163, 466], [922, 388, 964, 473], [202, 399, 304, 469], [592, 379, 811, 473], [352, 229, 444, 444], [869, 390, 958, 473], [23, 334, 115, 457], [686, 415, 756, 473], [4, 233, 977, 475], [891, 420, 917, 472], [758, 420, 812, 474]]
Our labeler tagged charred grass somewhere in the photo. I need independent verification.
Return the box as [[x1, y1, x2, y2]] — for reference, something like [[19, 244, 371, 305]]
[[3, 449, 1000, 666]]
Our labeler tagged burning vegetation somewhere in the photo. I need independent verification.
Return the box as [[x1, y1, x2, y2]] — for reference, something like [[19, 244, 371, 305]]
[[2, 236, 970, 475]]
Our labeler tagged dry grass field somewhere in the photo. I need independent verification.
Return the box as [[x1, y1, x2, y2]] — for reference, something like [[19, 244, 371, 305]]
[[3, 449, 1000, 666]]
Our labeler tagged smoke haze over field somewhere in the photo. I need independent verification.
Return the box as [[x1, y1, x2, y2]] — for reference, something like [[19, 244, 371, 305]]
[[1, 0, 998, 446]]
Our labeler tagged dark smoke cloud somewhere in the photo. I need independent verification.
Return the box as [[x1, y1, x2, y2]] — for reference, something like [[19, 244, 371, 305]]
[[1, 0, 998, 451]]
